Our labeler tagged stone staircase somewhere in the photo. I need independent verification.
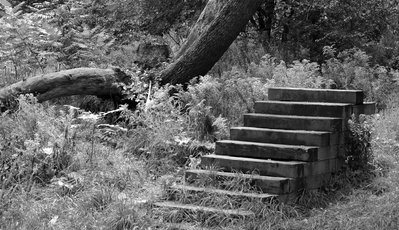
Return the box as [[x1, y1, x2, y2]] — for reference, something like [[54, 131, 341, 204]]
[[154, 87, 376, 222]]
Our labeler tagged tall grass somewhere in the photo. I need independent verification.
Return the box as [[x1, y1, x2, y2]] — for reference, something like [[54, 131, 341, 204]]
[[0, 96, 164, 229]]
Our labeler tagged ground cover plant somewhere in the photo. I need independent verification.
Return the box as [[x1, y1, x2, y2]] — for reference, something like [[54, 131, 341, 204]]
[[1, 0, 399, 229]]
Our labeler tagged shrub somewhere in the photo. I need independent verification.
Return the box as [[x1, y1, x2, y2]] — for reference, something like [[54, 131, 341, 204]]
[[178, 56, 327, 130], [345, 114, 375, 173], [322, 47, 399, 109]]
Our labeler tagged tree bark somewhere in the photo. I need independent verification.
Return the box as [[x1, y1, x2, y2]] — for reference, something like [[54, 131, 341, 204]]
[[174, 0, 228, 60], [0, 68, 130, 107], [160, 0, 265, 85]]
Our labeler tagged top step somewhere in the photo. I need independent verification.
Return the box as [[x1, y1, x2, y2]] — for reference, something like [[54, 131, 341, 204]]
[[268, 87, 364, 104]]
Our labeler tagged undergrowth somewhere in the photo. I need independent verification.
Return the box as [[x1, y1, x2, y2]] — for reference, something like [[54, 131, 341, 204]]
[[1, 46, 399, 229]]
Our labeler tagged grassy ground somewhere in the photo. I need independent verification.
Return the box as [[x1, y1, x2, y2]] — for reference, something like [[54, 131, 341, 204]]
[[1, 95, 399, 230]]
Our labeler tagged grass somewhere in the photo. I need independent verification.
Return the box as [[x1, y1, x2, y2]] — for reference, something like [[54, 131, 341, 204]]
[[150, 100, 399, 230], [2, 94, 399, 230], [1, 62, 399, 229]]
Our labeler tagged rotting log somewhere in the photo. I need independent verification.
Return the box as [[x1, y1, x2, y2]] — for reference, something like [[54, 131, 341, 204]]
[[0, 68, 131, 108]]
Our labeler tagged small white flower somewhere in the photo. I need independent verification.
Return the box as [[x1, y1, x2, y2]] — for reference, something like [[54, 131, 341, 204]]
[[117, 192, 128, 200], [42, 147, 53, 155], [49, 216, 58, 225], [78, 113, 100, 121]]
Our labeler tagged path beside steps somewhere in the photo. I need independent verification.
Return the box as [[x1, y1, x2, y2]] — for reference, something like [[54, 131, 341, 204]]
[[154, 87, 376, 221]]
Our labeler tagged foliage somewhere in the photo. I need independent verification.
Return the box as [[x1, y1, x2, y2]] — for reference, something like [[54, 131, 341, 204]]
[[0, 95, 162, 229], [345, 115, 375, 173], [178, 55, 328, 128], [1, 0, 399, 229], [0, 95, 76, 197], [0, 3, 61, 85], [322, 47, 399, 109], [259, 0, 399, 65], [119, 84, 215, 176]]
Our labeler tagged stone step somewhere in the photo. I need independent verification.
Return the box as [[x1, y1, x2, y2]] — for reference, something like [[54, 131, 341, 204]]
[[268, 87, 364, 104], [255, 101, 351, 117], [168, 184, 277, 204], [201, 155, 337, 178], [230, 127, 337, 147], [153, 201, 255, 219], [185, 169, 294, 194], [216, 140, 323, 161], [244, 113, 344, 132]]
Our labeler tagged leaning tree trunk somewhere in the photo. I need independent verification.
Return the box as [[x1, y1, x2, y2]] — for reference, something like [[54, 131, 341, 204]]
[[0, 68, 130, 108], [160, 0, 265, 85], [174, 0, 229, 60], [0, 0, 265, 108]]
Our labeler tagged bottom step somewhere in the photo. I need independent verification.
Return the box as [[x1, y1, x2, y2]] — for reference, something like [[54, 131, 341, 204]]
[[168, 184, 277, 209], [154, 201, 255, 218]]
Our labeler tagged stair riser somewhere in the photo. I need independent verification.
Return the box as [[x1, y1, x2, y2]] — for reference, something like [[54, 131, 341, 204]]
[[201, 156, 338, 178], [277, 173, 333, 203], [216, 141, 318, 161], [185, 171, 293, 194], [268, 87, 364, 104], [351, 102, 376, 116], [201, 156, 301, 178], [317, 144, 343, 160], [230, 128, 338, 147], [255, 102, 351, 117], [295, 173, 332, 190], [244, 114, 344, 132]]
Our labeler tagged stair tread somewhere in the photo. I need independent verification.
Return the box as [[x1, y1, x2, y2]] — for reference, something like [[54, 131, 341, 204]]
[[243, 113, 344, 132], [232, 126, 331, 135], [203, 154, 308, 165], [171, 184, 277, 199], [217, 140, 318, 149], [216, 139, 321, 161], [268, 87, 364, 104], [256, 101, 351, 106], [244, 113, 342, 120], [268, 87, 362, 93], [154, 201, 255, 217], [186, 169, 291, 181]]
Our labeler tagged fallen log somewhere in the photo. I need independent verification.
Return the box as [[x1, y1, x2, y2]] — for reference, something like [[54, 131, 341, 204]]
[[0, 68, 131, 108]]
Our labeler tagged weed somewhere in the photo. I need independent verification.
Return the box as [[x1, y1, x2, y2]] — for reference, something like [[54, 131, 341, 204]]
[[346, 114, 375, 173]]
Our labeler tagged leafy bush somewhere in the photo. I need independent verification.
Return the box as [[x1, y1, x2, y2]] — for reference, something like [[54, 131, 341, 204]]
[[178, 74, 267, 128], [178, 55, 327, 129], [119, 84, 214, 176], [322, 47, 399, 109], [345, 114, 375, 172]]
